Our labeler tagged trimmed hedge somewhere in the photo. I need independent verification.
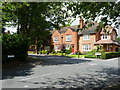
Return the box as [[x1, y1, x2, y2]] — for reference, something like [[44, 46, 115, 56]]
[[85, 55, 97, 58], [2, 34, 29, 63], [100, 52, 120, 59]]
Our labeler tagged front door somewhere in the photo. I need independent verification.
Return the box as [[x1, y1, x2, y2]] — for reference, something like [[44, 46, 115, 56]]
[[72, 45, 74, 53]]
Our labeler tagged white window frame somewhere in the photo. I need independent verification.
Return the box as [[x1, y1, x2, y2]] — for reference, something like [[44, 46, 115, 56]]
[[82, 44, 91, 51], [107, 45, 110, 50], [54, 36, 59, 42], [65, 44, 70, 50], [66, 35, 72, 42], [102, 34, 108, 40], [83, 34, 90, 40], [54, 45, 61, 51]]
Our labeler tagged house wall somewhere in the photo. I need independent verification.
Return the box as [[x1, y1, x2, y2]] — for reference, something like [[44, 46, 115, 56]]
[[51, 26, 119, 54], [102, 44, 119, 52], [51, 30, 61, 46], [79, 34, 96, 53], [95, 29, 101, 41], [51, 28, 78, 53], [110, 30, 117, 40], [63, 28, 78, 53]]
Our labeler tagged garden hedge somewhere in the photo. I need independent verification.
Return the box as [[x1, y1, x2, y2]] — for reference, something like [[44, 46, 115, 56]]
[[2, 34, 29, 63], [100, 52, 120, 59]]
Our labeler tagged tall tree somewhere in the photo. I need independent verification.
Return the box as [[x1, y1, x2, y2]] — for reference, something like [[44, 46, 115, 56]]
[[67, 2, 120, 27], [2, 2, 71, 52]]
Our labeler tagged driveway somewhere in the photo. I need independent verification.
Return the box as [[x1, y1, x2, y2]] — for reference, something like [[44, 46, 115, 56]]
[[2, 55, 120, 89]]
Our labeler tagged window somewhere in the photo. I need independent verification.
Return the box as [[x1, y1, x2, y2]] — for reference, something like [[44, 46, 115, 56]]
[[82, 44, 91, 51], [66, 35, 72, 42], [55, 45, 61, 51], [102, 34, 108, 40], [54, 36, 59, 42], [83, 34, 90, 40], [107, 45, 110, 50], [65, 44, 70, 50]]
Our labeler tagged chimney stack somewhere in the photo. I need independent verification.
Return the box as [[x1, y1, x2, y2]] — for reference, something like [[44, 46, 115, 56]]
[[79, 18, 84, 29]]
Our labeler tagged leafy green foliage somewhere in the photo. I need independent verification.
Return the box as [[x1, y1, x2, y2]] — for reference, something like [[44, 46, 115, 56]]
[[2, 33, 29, 63], [67, 2, 120, 28], [65, 48, 72, 54], [2, 2, 71, 53], [100, 52, 120, 59], [39, 50, 48, 54], [84, 55, 96, 58]]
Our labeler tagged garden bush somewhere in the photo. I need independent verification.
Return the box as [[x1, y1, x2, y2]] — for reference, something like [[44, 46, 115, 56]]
[[100, 52, 120, 59], [51, 50, 56, 54], [2, 33, 29, 63], [75, 50, 81, 55], [65, 48, 72, 54], [39, 50, 48, 54], [118, 47, 120, 52], [85, 55, 97, 58]]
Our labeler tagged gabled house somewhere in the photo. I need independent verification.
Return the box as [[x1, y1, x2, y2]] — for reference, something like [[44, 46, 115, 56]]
[[51, 19, 120, 54], [94, 25, 119, 52], [51, 26, 78, 53]]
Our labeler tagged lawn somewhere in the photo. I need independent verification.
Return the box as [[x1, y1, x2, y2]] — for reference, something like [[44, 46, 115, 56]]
[[49, 53, 86, 58], [66, 54, 85, 58]]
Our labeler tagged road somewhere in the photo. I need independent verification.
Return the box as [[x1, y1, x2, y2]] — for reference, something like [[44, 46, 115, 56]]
[[2, 55, 120, 89]]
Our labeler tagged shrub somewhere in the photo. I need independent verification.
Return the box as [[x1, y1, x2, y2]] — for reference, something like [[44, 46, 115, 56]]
[[2, 33, 29, 63], [118, 47, 120, 52], [51, 50, 56, 54], [65, 48, 72, 54], [100, 52, 120, 59], [39, 50, 48, 54], [65, 50, 71, 54], [75, 50, 81, 55], [85, 55, 96, 58]]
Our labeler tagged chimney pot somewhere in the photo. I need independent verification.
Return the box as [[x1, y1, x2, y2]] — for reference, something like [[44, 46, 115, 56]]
[[79, 18, 84, 29]]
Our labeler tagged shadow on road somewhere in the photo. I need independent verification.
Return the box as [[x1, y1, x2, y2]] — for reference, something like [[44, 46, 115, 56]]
[[2, 55, 92, 80], [2, 56, 42, 80], [19, 67, 119, 89], [31, 55, 92, 66]]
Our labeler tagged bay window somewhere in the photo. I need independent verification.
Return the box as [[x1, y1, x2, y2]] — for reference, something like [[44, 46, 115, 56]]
[[82, 44, 91, 51]]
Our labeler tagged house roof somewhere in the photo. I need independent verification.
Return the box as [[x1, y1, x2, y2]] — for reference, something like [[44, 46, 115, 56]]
[[78, 23, 98, 35], [94, 40, 120, 46], [58, 25, 78, 34], [100, 25, 113, 34]]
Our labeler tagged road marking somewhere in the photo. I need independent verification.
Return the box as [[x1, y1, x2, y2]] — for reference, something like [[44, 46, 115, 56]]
[[19, 71, 61, 81]]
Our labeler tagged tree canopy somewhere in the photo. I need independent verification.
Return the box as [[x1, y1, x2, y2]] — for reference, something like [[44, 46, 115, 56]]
[[67, 2, 120, 26]]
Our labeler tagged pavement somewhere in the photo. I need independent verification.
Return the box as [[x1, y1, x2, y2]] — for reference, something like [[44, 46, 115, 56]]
[[2, 55, 120, 89]]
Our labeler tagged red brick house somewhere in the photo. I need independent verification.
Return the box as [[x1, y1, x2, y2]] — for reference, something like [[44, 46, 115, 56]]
[[51, 19, 120, 54], [51, 26, 78, 53]]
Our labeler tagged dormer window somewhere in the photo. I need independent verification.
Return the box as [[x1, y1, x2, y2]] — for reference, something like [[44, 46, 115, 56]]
[[54, 36, 59, 42], [83, 34, 90, 40], [102, 34, 108, 40]]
